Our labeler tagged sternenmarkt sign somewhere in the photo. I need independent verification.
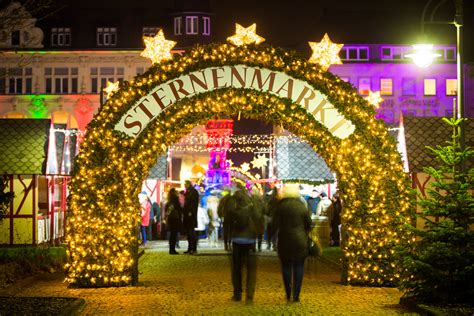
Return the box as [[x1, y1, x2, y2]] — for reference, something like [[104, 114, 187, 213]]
[[115, 65, 355, 139]]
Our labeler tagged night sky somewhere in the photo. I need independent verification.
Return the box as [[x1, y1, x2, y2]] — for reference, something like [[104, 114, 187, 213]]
[[57, 0, 473, 61]]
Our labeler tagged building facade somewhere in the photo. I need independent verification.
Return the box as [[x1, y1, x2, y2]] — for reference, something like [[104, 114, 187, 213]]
[[0, 2, 471, 244]]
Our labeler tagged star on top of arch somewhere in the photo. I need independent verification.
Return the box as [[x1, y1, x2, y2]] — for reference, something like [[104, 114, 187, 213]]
[[227, 23, 265, 46], [308, 33, 343, 71], [365, 91, 384, 108], [140, 29, 177, 64], [103, 80, 120, 99]]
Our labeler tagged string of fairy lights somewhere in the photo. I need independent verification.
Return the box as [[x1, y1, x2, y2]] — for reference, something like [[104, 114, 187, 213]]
[[169, 134, 305, 152], [65, 22, 412, 288]]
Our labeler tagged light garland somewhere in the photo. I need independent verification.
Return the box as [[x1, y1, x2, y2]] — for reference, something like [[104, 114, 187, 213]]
[[175, 134, 306, 145], [66, 39, 413, 288], [170, 145, 273, 153]]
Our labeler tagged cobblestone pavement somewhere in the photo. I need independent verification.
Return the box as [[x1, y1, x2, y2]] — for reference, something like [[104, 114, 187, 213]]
[[0, 240, 418, 315]]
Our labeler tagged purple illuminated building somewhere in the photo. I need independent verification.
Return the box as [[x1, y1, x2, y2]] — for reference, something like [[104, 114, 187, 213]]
[[330, 44, 465, 125]]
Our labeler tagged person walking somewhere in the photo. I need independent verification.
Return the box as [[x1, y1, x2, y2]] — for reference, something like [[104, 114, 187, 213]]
[[207, 195, 220, 247], [316, 192, 331, 216], [138, 191, 151, 246], [226, 187, 259, 304], [266, 187, 280, 251], [306, 189, 320, 217], [217, 190, 232, 251], [272, 185, 312, 303], [165, 188, 182, 255], [250, 188, 266, 252], [329, 193, 342, 246], [183, 180, 199, 254], [146, 196, 155, 241]]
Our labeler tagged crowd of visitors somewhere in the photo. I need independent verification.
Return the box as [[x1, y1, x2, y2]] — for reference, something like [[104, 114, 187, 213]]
[[138, 181, 343, 303]]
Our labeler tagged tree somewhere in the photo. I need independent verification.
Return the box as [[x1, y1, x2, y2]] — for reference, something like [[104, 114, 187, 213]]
[[399, 117, 474, 304]]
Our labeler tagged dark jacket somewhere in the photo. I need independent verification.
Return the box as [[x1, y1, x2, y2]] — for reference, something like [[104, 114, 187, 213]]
[[183, 185, 199, 229], [226, 190, 259, 241], [166, 199, 182, 231], [273, 197, 312, 261], [250, 193, 266, 235]]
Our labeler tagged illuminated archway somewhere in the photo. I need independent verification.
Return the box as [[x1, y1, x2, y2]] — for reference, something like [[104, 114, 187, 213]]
[[66, 43, 412, 287]]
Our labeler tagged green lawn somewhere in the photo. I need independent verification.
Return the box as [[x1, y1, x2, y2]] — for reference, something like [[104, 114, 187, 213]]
[[321, 246, 342, 265]]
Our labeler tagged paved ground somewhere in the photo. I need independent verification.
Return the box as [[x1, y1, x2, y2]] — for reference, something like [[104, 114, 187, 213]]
[[0, 240, 419, 315]]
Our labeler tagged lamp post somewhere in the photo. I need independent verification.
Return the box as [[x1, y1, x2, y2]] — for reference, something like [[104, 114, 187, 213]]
[[407, 0, 465, 153]]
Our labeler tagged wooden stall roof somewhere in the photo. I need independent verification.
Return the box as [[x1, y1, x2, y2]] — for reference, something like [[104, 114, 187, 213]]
[[0, 119, 50, 175], [275, 136, 335, 183], [403, 116, 474, 173]]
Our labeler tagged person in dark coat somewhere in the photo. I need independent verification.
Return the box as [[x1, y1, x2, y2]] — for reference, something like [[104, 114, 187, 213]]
[[266, 188, 279, 250], [165, 188, 182, 255], [329, 193, 342, 246], [273, 185, 312, 303], [250, 189, 266, 252], [217, 190, 232, 251], [183, 180, 199, 254], [226, 187, 259, 304]]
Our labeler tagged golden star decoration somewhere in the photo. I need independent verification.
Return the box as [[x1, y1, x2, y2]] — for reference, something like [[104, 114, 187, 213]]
[[308, 33, 343, 71], [251, 154, 269, 169], [227, 23, 265, 46], [240, 162, 250, 173], [103, 81, 120, 99], [140, 29, 177, 64], [365, 91, 384, 108]]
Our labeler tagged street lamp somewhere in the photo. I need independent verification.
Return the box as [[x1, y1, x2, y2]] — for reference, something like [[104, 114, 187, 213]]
[[406, 0, 465, 151], [405, 44, 441, 68]]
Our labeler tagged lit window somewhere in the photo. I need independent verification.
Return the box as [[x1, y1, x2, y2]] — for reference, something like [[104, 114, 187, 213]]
[[445, 79, 457, 95], [186, 16, 198, 34], [143, 27, 160, 37], [97, 27, 117, 46], [424, 79, 436, 96], [51, 28, 71, 46], [358, 77, 371, 95], [174, 17, 182, 35], [339, 46, 369, 61], [203, 17, 210, 35], [380, 78, 393, 96], [402, 77, 416, 95]]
